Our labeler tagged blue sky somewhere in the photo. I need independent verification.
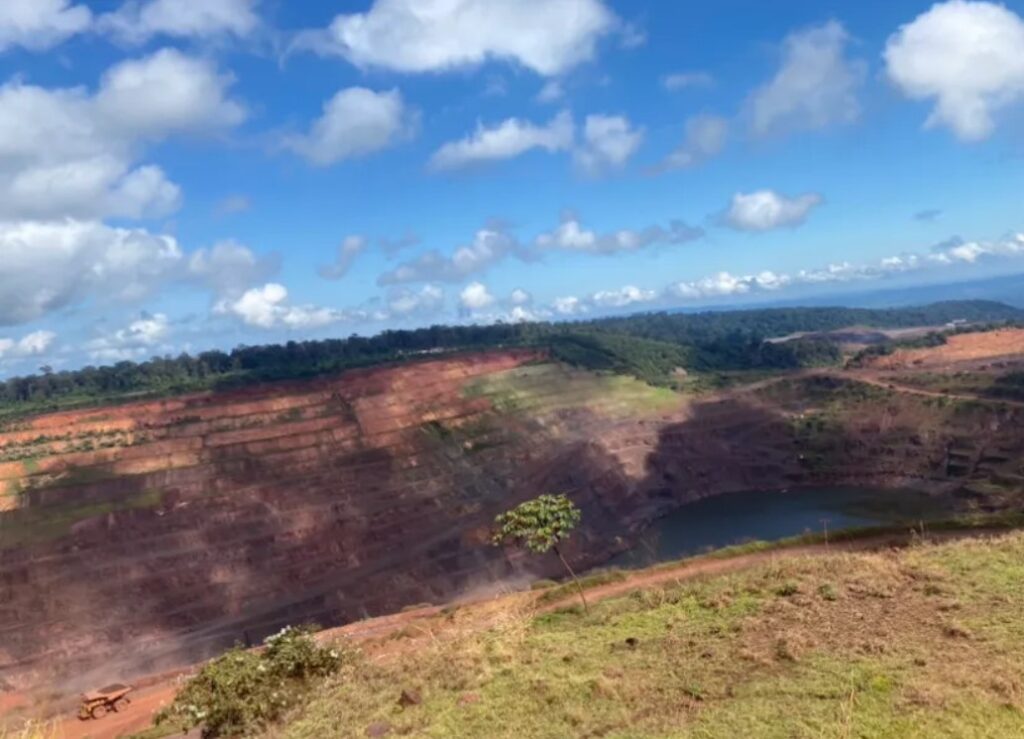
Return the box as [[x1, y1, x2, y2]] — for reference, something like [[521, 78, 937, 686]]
[[1, 0, 1024, 375]]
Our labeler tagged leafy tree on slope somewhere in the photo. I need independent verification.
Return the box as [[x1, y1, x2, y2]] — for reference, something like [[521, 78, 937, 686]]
[[492, 494, 589, 613]]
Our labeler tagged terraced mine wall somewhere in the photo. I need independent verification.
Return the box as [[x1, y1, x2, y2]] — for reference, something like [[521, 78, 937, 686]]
[[2, 352, 1023, 693]]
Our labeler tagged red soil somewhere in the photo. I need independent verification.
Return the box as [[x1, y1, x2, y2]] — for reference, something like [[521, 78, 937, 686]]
[[863, 328, 1024, 369], [3, 349, 693, 697]]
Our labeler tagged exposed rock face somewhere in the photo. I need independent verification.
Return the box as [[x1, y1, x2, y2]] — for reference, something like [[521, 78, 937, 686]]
[[0, 351, 671, 690], [1, 354, 1022, 692]]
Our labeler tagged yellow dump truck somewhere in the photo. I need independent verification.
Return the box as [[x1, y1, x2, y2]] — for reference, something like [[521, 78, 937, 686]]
[[77, 683, 132, 720]]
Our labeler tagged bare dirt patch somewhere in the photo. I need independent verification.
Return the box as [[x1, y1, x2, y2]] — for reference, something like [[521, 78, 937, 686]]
[[864, 328, 1024, 370]]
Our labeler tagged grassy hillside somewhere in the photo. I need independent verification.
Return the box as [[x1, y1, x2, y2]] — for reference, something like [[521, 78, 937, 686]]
[[272, 532, 1024, 739]]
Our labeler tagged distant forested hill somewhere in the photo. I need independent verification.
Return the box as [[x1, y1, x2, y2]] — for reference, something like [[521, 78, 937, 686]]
[[590, 300, 1023, 343], [1, 300, 1020, 419]]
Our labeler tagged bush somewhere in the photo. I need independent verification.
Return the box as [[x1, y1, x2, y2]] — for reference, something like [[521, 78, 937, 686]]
[[775, 582, 800, 597], [156, 625, 344, 738]]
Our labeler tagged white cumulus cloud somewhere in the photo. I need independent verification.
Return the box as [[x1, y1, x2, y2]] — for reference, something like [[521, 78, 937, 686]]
[[459, 281, 497, 311], [378, 225, 524, 284], [98, 0, 260, 44], [296, 0, 617, 77], [215, 283, 342, 330], [0, 49, 244, 220], [539, 230, 1024, 318], [590, 285, 656, 308], [286, 87, 416, 167], [510, 288, 532, 306], [930, 233, 1024, 264], [0, 330, 57, 360], [884, 0, 1024, 141], [379, 212, 704, 288], [85, 313, 171, 362], [456, 286, 551, 323], [723, 190, 823, 232], [553, 296, 585, 315], [386, 284, 445, 317], [750, 21, 865, 137], [573, 114, 644, 175], [429, 110, 573, 171], [0, 219, 182, 326], [669, 272, 783, 300], [536, 213, 703, 254], [187, 239, 279, 298], [662, 232, 1024, 304], [508, 306, 543, 323], [1, 155, 181, 221], [0, 0, 91, 53], [95, 48, 246, 136]]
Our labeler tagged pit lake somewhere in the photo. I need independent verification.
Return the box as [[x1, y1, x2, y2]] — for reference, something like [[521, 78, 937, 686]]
[[607, 486, 952, 569]]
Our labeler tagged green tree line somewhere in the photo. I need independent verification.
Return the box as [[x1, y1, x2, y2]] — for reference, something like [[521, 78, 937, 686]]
[[1, 300, 1019, 419]]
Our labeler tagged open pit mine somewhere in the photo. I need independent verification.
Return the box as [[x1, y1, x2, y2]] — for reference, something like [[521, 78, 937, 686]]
[[3, 349, 1023, 694]]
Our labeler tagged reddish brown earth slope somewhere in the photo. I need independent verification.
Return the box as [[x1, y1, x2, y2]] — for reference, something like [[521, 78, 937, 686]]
[[2, 351, 1024, 698]]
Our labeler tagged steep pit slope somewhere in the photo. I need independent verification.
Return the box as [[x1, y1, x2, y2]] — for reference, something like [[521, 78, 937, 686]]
[[751, 374, 1024, 507], [0, 351, 687, 692], [3, 351, 1024, 696]]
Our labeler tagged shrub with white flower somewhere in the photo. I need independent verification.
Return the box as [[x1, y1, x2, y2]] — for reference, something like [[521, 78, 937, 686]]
[[156, 624, 346, 738]]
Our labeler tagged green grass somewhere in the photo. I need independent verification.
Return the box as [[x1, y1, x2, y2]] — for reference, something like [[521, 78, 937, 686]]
[[675, 369, 787, 395], [271, 529, 1024, 738], [534, 568, 629, 605], [463, 363, 681, 419]]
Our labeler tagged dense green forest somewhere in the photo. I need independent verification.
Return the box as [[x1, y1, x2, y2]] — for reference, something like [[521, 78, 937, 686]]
[[586, 300, 1022, 343], [1, 300, 1020, 419]]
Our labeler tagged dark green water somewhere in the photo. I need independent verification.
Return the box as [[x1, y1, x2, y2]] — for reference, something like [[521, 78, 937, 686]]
[[609, 487, 951, 569]]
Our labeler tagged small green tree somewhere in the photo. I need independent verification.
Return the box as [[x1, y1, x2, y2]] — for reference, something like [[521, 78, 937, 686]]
[[492, 494, 589, 613]]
